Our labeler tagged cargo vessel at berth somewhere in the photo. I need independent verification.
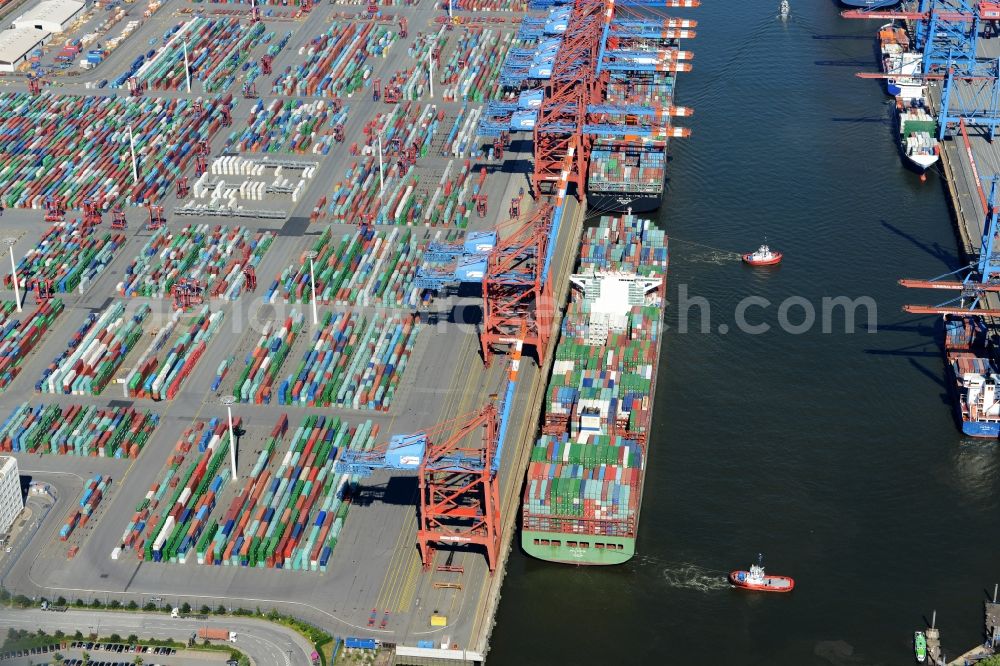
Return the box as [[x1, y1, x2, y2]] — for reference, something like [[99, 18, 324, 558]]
[[585, 31, 690, 213], [521, 213, 666, 565], [944, 314, 1000, 437], [875, 22, 941, 171]]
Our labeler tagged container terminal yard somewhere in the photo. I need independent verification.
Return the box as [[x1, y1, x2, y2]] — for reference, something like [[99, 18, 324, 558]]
[[0, 0, 695, 660]]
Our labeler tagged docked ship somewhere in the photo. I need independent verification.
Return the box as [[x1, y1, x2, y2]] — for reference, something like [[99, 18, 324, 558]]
[[898, 101, 940, 171], [842, 0, 899, 8], [521, 213, 666, 564], [944, 314, 1000, 437], [585, 27, 691, 213], [878, 23, 923, 100], [875, 23, 941, 171]]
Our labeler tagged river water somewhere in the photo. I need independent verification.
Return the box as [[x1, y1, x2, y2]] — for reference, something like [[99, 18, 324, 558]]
[[490, 3, 1000, 665]]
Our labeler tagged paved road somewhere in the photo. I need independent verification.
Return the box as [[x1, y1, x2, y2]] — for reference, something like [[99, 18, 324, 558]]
[[0, 608, 314, 666]]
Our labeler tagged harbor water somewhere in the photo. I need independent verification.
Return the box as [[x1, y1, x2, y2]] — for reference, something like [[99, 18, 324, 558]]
[[491, 2, 1000, 664]]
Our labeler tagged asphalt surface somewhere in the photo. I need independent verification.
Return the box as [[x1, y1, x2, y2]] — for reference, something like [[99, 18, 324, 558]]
[[0, 0, 578, 657], [0, 607, 313, 666]]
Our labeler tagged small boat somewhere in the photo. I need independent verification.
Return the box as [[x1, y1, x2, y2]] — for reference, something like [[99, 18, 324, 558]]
[[730, 555, 794, 593], [779, 0, 789, 19], [914, 631, 927, 663], [742, 244, 783, 266]]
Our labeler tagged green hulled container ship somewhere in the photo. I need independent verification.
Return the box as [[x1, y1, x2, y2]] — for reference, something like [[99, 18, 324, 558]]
[[521, 213, 666, 565]]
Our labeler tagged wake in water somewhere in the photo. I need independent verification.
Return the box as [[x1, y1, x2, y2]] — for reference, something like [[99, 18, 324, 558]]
[[669, 237, 743, 265], [660, 562, 731, 592]]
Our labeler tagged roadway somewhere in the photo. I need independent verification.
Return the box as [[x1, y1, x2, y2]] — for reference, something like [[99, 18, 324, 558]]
[[0, 607, 314, 666]]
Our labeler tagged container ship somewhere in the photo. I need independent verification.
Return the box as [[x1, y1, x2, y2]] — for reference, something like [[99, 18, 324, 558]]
[[585, 33, 690, 213], [875, 22, 941, 171], [944, 314, 1000, 437], [878, 23, 922, 100], [521, 213, 666, 564]]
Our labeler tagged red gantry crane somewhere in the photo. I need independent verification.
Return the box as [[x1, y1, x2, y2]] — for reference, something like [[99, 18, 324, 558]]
[[334, 323, 526, 572]]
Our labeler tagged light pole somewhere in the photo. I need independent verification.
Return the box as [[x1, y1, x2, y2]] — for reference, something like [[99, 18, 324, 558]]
[[221, 396, 238, 481], [183, 41, 191, 93], [304, 251, 318, 326], [3, 238, 20, 313], [126, 125, 139, 186]]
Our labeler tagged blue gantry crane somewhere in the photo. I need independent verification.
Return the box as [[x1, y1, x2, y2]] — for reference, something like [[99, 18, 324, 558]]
[[900, 175, 1000, 315]]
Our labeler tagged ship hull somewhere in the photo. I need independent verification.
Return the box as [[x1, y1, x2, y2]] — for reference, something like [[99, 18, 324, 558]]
[[586, 190, 662, 214], [729, 571, 795, 592], [841, 0, 898, 7], [522, 530, 635, 565]]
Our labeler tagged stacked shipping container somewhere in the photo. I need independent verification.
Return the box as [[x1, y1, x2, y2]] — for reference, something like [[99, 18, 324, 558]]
[[6, 220, 126, 294], [62, 475, 111, 540], [0, 403, 158, 456], [139, 414, 379, 571], [0, 93, 229, 209], [119, 224, 273, 299]]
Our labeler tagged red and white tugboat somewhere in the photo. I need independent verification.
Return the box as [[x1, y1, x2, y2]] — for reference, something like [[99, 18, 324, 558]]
[[742, 243, 783, 266], [730, 554, 794, 593]]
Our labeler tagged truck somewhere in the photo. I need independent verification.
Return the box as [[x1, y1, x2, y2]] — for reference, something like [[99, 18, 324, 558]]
[[197, 628, 237, 643]]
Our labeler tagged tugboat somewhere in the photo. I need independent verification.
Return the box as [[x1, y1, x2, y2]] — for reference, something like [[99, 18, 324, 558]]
[[730, 554, 795, 593], [742, 243, 783, 266], [914, 631, 927, 663]]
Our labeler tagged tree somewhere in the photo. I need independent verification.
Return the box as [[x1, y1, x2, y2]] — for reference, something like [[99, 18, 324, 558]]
[[73, 631, 83, 640], [215, 605, 227, 615], [200, 604, 211, 615], [81, 652, 90, 665], [143, 602, 156, 612], [6, 627, 16, 641], [108, 633, 122, 643], [133, 656, 143, 666], [55, 597, 66, 606], [89, 599, 101, 609], [74, 599, 84, 608], [238, 654, 250, 666], [180, 602, 191, 614], [51, 652, 63, 665], [109, 600, 121, 609], [126, 600, 138, 610], [127, 634, 138, 644], [53, 629, 64, 639]]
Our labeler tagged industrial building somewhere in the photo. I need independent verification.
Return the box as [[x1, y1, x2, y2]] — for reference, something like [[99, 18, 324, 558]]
[[0, 28, 49, 73], [0, 456, 22, 536], [11, 0, 85, 33]]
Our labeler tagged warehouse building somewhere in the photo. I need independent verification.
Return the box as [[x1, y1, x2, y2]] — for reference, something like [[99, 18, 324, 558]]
[[12, 0, 85, 33], [0, 456, 23, 536], [0, 27, 49, 73]]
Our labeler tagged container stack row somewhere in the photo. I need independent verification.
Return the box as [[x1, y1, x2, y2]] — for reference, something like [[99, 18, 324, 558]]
[[0, 93, 229, 209], [6, 220, 126, 295], [125, 306, 225, 400], [120, 420, 223, 555], [129, 18, 269, 92], [0, 299, 64, 391], [268, 226, 424, 307], [273, 310, 419, 410], [229, 99, 350, 155], [0, 403, 158, 456], [272, 22, 395, 97], [208, 414, 374, 569], [144, 417, 239, 563], [39, 302, 149, 396], [232, 311, 305, 404], [119, 224, 274, 299], [61, 475, 111, 540]]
